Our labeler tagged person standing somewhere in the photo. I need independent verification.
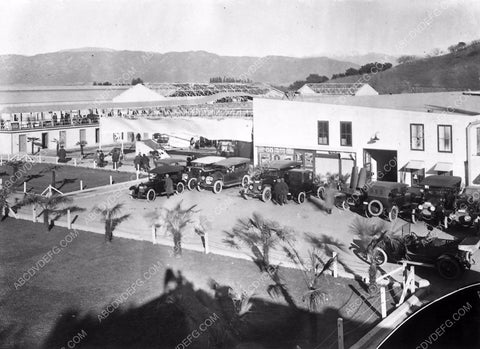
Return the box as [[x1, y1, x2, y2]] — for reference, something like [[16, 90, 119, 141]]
[[273, 179, 283, 205], [98, 150, 105, 167], [134, 153, 142, 171], [58, 146, 67, 163], [112, 149, 120, 170], [279, 178, 289, 205], [164, 174, 174, 199], [142, 154, 150, 172]]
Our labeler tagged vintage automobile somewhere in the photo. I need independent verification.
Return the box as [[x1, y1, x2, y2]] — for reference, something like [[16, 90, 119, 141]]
[[129, 165, 185, 201], [362, 181, 417, 221], [197, 157, 251, 193], [411, 175, 462, 228], [153, 157, 187, 167], [372, 226, 480, 280], [449, 186, 480, 227], [181, 156, 226, 190], [286, 168, 322, 203], [240, 160, 302, 202]]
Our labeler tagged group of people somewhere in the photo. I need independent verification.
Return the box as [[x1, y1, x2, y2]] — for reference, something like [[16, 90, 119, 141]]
[[134, 152, 151, 172], [94, 150, 106, 168], [273, 178, 289, 205]]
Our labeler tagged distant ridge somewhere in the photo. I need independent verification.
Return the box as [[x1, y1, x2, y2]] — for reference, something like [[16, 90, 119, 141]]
[[0, 48, 358, 86]]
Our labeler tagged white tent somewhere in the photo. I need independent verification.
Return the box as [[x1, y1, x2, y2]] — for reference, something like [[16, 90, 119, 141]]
[[112, 84, 166, 102]]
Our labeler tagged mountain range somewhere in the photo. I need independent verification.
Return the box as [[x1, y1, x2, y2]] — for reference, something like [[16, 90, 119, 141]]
[[0, 49, 361, 86]]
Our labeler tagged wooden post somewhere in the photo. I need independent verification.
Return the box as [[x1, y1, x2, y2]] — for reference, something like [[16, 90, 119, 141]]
[[93, 160, 96, 169], [332, 251, 338, 278], [67, 209, 71, 229], [23, 182, 27, 193], [56, 157, 59, 164], [204, 231, 209, 254], [337, 318, 344, 349], [380, 286, 387, 318], [73, 158, 77, 167], [0, 178, 3, 189], [151, 225, 156, 244], [110, 175, 113, 185], [136, 170, 139, 180], [80, 180, 83, 191], [32, 206, 36, 222]]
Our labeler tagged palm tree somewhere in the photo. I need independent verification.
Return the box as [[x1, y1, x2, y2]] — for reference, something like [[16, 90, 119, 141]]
[[94, 203, 130, 242], [349, 217, 400, 292], [21, 193, 73, 229], [223, 213, 297, 308], [0, 186, 12, 220], [76, 140, 87, 157], [145, 200, 198, 256]]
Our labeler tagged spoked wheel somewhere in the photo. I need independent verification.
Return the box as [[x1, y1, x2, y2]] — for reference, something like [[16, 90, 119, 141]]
[[146, 189, 156, 202], [340, 200, 349, 210], [367, 200, 384, 217], [196, 185, 205, 192], [297, 192, 306, 204], [241, 175, 250, 188], [176, 182, 185, 194], [388, 206, 399, 222], [317, 187, 325, 199], [213, 180, 223, 194], [372, 247, 388, 266], [261, 187, 272, 202], [187, 178, 197, 191], [435, 255, 463, 280]]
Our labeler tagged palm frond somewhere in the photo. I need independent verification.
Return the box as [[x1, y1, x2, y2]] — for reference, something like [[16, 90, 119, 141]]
[[302, 288, 328, 311]]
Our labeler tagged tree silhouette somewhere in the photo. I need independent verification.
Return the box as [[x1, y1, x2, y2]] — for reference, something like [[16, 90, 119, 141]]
[[21, 193, 73, 230], [94, 203, 130, 242]]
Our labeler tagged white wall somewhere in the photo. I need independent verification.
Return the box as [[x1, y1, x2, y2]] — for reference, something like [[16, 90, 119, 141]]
[[253, 98, 480, 185]]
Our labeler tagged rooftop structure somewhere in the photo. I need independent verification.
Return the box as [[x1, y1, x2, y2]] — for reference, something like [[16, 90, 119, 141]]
[[297, 83, 379, 96]]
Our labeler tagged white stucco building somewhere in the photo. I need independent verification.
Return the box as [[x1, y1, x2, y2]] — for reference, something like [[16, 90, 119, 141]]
[[253, 93, 480, 186]]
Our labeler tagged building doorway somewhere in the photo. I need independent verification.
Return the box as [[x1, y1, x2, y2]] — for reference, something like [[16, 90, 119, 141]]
[[363, 149, 398, 182], [41, 132, 48, 149], [95, 128, 100, 144], [19, 134, 27, 153]]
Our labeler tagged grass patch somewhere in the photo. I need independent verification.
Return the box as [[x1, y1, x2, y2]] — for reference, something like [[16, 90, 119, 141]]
[[0, 218, 401, 348]]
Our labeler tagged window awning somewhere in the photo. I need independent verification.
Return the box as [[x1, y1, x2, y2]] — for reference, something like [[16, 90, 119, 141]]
[[403, 160, 425, 171], [432, 162, 453, 172]]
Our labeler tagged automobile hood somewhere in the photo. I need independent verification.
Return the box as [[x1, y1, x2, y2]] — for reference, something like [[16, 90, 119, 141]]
[[458, 236, 480, 253]]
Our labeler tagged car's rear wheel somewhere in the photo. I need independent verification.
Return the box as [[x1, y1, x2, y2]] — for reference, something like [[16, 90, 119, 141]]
[[436, 255, 463, 280], [241, 175, 250, 188], [388, 205, 399, 222], [130, 189, 137, 199], [367, 200, 384, 217], [297, 192, 306, 204], [146, 189, 156, 202], [213, 180, 223, 194], [340, 199, 349, 210], [372, 247, 388, 266], [176, 182, 185, 194], [261, 187, 272, 202], [317, 186, 325, 199], [196, 184, 205, 192], [187, 178, 197, 191]]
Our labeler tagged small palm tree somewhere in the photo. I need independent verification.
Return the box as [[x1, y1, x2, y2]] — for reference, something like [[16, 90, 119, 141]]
[[21, 193, 73, 229], [76, 140, 87, 157], [0, 186, 12, 219], [94, 203, 130, 242], [349, 217, 398, 292], [224, 213, 297, 308], [146, 200, 198, 256]]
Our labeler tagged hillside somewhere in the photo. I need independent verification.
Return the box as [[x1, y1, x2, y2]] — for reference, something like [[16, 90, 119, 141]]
[[0, 49, 358, 86], [328, 44, 480, 94]]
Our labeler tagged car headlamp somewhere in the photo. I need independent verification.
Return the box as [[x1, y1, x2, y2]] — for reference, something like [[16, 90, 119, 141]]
[[465, 215, 472, 222], [418, 205, 424, 210], [257, 186, 262, 190], [182, 173, 188, 180], [429, 206, 435, 212]]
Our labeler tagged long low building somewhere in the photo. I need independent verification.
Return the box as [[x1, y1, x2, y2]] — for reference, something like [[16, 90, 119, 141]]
[[253, 95, 480, 186]]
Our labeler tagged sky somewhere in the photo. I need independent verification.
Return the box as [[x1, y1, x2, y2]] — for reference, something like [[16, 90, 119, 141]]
[[0, 0, 479, 57]]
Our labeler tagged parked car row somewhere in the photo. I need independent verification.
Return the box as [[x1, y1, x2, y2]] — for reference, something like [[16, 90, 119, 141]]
[[335, 167, 480, 230]]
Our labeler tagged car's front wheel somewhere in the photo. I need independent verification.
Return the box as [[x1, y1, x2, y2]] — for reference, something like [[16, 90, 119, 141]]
[[367, 200, 384, 217], [146, 189, 156, 201], [176, 182, 185, 194], [297, 192, 306, 204], [436, 255, 464, 280], [388, 205, 399, 222], [187, 178, 197, 191], [317, 186, 325, 199], [196, 185, 205, 192], [213, 180, 223, 194], [261, 187, 272, 202], [241, 175, 250, 188], [372, 247, 388, 266]]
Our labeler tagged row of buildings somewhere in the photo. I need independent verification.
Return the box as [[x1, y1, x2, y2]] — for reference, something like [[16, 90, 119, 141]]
[[1, 83, 480, 186]]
